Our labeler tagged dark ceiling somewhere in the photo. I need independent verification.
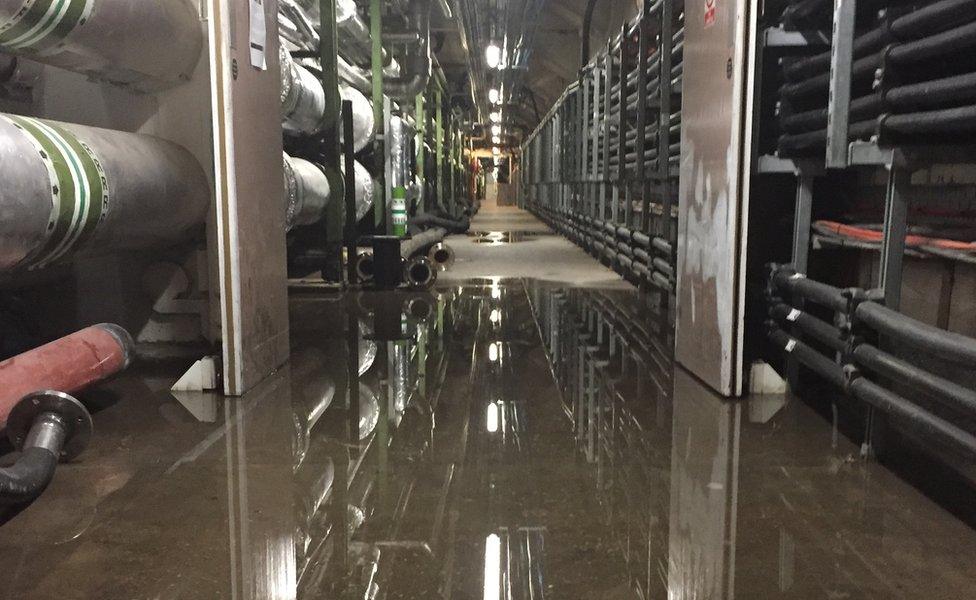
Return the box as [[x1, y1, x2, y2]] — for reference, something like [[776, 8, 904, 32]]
[[431, 0, 641, 145]]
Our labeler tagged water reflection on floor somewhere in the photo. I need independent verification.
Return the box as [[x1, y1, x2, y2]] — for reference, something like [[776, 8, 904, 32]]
[[1, 280, 975, 599]]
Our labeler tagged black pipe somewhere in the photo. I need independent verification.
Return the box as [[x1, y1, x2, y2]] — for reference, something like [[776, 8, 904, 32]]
[[854, 301, 976, 366], [0, 447, 58, 505], [780, 92, 883, 134], [768, 326, 848, 389], [407, 212, 469, 234], [887, 20, 976, 64], [0, 411, 66, 505], [777, 119, 879, 154], [886, 71, 976, 112], [771, 268, 850, 313], [891, 0, 976, 41], [778, 52, 881, 100], [770, 303, 847, 352], [853, 343, 976, 415], [850, 377, 976, 460], [783, 22, 892, 82], [400, 227, 448, 258], [881, 105, 976, 137]]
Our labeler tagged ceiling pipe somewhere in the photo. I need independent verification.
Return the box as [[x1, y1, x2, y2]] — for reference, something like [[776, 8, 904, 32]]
[[581, 0, 602, 72], [385, 0, 432, 101], [0, 0, 202, 92], [0, 115, 209, 272]]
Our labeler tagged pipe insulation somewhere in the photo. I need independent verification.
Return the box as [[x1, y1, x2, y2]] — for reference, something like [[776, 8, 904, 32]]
[[283, 154, 375, 228], [0, 114, 209, 271], [0, 0, 202, 92], [280, 47, 375, 150], [283, 153, 330, 231]]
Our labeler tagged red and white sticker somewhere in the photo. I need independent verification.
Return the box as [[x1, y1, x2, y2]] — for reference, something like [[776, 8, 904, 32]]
[[704, 0, 717, 27]]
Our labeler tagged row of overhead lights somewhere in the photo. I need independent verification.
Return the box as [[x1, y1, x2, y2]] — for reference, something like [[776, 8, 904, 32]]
[[486, 42, 504, 153]]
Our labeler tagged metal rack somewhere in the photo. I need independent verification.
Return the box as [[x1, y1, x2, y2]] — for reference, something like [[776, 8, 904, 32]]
[[520, 0, 684, 305], [756, 0, 976, 456]]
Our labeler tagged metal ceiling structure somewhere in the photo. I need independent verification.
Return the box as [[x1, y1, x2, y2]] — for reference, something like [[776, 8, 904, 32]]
[[432, 0, 641, 147]]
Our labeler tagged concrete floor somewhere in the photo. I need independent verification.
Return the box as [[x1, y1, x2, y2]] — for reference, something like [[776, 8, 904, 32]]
[[2, 208, 976, 599], [440, 205, 630, 287]]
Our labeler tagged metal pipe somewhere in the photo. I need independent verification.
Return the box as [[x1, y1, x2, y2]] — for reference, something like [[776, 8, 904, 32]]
[[581, 0, 601, 71], [0, 115, 209, 271], [0, 0, 202, 92], [384, 0, 431, 101], [403, 255, 436, 289]]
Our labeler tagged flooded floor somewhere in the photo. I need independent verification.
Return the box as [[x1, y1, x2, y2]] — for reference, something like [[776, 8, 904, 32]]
[[2, 210, 976, 599]]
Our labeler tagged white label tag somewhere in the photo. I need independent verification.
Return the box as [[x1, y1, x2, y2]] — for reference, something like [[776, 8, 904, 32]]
[[249, 0, 267, 70], [785, 340, 797, 353], [787, 308, 801, 322]]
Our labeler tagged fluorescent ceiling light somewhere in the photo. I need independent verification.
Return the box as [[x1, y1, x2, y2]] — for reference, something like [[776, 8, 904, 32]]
[[486, 43, 501, 69], [483, 534, 501, 600], [489, 88, 500, 104], [486, 402, 499, 432], [490, 124, 501, 136], [489, 112, 501, 123], [492, 135, 501, 144]]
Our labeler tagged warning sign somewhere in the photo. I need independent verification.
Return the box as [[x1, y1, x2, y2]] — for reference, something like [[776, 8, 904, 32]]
[[704, 0, 716, 27]]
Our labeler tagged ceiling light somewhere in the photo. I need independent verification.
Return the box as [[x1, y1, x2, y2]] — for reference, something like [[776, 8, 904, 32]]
[[489, 88, 500, 104], [485, 42, 502, 69], [489, 112, 501, 123], [492, 135, 501, 144], [486, 43, 501, 69], [490, 124, 501, 136], [486, 402, 499, 432], [492, 147, 500, 155]]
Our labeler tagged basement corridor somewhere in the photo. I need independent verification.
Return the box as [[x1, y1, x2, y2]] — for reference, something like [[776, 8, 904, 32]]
[[1, 209, 975, 599]]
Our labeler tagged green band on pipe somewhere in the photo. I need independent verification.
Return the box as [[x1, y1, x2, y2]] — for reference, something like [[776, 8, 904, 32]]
[[0, 0, 93, 52], [392, 186, 407, 237], [4, 114, 109, 269]]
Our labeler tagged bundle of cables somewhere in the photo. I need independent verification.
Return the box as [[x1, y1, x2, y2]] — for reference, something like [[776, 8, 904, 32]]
[[813, 219, 976, 263]]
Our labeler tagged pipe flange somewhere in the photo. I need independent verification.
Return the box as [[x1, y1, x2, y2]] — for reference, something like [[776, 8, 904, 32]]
[[7, 391, 93, 462]]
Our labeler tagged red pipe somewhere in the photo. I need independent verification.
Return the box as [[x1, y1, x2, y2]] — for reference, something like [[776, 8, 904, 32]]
[[0, 324, 133, 430]]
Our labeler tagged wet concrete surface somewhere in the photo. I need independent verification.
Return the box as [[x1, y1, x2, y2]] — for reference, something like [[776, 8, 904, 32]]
[[1, 279, 976, 599]]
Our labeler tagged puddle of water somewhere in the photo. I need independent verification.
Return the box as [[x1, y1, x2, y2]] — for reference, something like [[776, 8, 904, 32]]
[[1, 281, 975, 599]]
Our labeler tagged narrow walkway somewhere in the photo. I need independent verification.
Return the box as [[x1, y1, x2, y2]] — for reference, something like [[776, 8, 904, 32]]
[[442, 205, 630, 287]]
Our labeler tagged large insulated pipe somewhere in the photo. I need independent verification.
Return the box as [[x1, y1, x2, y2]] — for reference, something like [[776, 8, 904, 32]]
[[0, 323, 133, 504], [284, 153, 331, 231], [0, 0, 202, 92], [283, 154, 374, 229], [0, 114, 210, 271], [280, 47, 375, 150]]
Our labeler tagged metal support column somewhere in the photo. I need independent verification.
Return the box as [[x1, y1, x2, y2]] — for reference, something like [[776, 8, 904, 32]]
[[879, 167, 910, 309], [826, 0, 855, 168]]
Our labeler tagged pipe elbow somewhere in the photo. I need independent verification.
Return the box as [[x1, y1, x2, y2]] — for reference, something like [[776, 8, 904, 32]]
[[0, 447, 58, 505]]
